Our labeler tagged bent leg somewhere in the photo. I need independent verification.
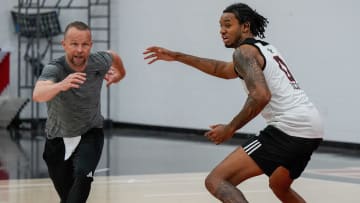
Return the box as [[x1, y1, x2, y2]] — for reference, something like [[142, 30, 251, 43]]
[[205, 147, 263, 203], [43, 138, 74, 203], [47, 160, 74, 203], [269, 166, 305, 203], [66, 128, 104, 203]]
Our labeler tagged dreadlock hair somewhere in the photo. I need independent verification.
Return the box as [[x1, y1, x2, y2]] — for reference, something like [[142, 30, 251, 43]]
[[223, 3, 269, 39]]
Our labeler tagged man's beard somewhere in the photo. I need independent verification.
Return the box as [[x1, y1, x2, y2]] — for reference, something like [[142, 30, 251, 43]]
[[225, 40, 242, 49]]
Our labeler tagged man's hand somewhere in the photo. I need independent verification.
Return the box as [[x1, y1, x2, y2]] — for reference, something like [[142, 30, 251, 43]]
[[143, 46, 176, 64], [106, 50, 126, 86], [205, 124, 234, 145], [59, 72, 86, 91], [104, 66, 122, 87]]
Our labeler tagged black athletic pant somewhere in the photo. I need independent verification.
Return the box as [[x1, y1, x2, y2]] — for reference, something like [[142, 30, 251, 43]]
[[43, 128, 104, 203]]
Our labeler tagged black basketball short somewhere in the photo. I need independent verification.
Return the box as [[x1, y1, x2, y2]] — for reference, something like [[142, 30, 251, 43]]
[[242, 125, 322, 179]]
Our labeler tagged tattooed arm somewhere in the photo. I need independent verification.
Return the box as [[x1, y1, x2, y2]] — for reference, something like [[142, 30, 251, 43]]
[[205, 44, 271, 144], [143, 46, 238, 79], [229, 44, 271, 131]]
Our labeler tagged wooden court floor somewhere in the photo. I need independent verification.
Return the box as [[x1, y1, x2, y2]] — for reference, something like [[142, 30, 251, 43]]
[[1, 128, 360, 202], [1, 172, 360, 203]]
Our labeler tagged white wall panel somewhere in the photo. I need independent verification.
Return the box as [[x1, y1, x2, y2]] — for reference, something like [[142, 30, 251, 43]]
[[1, 0, 359, 143]]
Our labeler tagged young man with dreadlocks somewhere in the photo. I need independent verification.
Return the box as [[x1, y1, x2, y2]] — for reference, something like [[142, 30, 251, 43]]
[[143, 2, 323, 203]]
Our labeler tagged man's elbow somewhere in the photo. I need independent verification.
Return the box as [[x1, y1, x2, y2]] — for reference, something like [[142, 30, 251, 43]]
[[32, 89, 48, 102], [252, 90, 271, 108], [260, 91, 271, 107], [120, 69, 126, 80], [32, 92, 42, 102], [223, 74, 238, 80]]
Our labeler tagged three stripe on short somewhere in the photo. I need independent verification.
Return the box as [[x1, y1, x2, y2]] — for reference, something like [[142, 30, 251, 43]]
[[244, 140, 262, 155]]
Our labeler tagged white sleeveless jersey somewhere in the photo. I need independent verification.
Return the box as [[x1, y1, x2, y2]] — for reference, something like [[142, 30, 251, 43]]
[[239, 39, 323, 139]]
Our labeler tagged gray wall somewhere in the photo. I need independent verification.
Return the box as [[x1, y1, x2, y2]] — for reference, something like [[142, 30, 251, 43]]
[[1, 0, 359, 144]]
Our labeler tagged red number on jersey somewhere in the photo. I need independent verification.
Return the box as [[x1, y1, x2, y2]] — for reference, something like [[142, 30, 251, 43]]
[[273, 56, 300, 89]]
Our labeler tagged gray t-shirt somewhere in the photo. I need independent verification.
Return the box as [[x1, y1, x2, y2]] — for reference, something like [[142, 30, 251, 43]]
[[38, 51, 113, 139]]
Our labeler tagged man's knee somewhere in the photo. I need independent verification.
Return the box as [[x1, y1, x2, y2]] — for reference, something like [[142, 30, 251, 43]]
[[74, 165, 94, 178], [269, 179, 286, 194], [73, 168, 94, 189], [72, 175, 93, 195], [204, 174, 219, 194], [268, 177, 292, 198], [73, 175, 93, 185]]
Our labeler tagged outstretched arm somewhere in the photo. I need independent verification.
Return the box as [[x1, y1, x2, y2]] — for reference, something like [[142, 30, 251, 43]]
[[205, 45, 271, 144], [104, 50, 126, 87], [33, 72, 86, 102], [143, 46, 238, 79]]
